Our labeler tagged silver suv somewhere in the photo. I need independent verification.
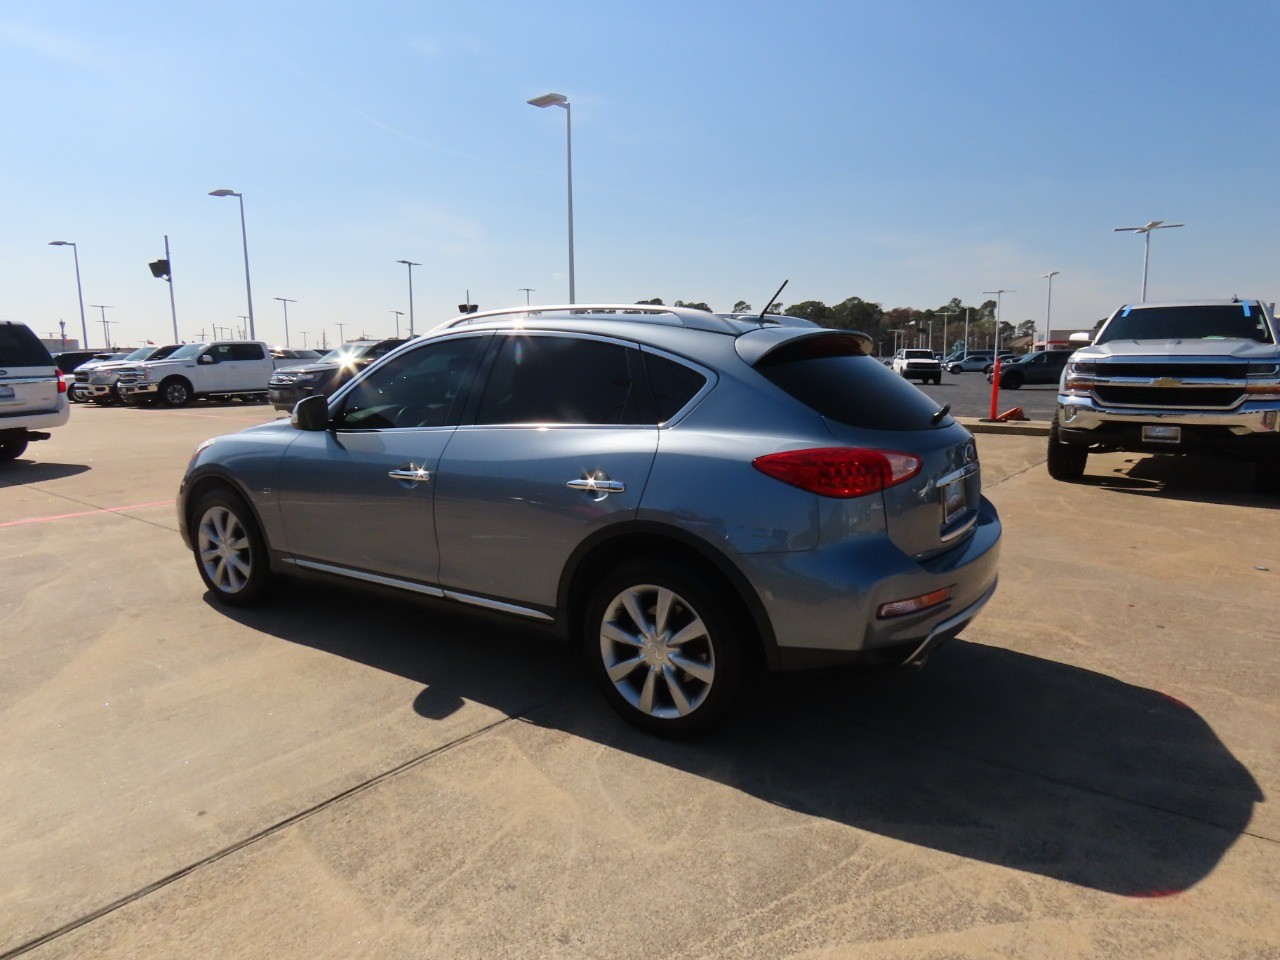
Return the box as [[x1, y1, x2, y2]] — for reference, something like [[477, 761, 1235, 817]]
[[0, 322, 70, 461], [177, 305, 1002, 734]]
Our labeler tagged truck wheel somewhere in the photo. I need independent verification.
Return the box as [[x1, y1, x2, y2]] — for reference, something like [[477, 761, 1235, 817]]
[[0, 435, 29, 461], [161, 377, 192, 407], [1047, 422, 1087, 481]]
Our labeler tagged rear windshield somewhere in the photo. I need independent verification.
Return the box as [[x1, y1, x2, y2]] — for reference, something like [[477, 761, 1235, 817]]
[[903, 349, 933, 359], [756, 339, 950, 430], [1098, 303, 1274, 344], [0, 324, 54, 366]]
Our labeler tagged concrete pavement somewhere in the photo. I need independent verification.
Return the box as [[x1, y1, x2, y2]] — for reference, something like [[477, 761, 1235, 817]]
[[1, 403, 1276, 959]]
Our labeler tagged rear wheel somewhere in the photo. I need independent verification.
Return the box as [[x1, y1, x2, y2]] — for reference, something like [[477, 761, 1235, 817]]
[[0, 435, 29, 461], [1047, 422, 1087, 481], [582, 561, 746, 737], [191, 488, 276, 605]]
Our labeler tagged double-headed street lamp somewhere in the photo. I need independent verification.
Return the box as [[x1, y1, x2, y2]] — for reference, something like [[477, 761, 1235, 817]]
[[1114, 220, 1183, 302], [396, 260, 420, 336], [390, 310, 404, 337], [90, 304, 115, 348], [48, 241, 90, 349], [209, 189, 256, 340], [275, 297, 296, 347], [1042, 271, 1060, 348], [527, 92, 575, 304], [983, 289, 1015, 354]]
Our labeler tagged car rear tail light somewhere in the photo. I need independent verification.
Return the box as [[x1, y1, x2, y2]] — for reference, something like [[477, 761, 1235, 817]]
[[56, 373, 67, 394], [752, 447, 922, 498], [877, 587, 951, 619]]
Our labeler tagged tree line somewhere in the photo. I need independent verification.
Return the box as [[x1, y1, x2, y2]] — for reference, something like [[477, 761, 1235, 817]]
[[636, 296, 1038, 355]]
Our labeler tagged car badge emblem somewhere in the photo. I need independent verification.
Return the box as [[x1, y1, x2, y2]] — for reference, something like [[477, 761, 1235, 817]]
[[1152, 377, 1181, 387]]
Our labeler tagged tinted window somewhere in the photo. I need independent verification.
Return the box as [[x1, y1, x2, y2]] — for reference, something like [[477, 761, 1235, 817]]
[[475, 335, 644, 425], [645, 353, 707, 422], [1098, 304, 1274, 344], [336, 336, 483, 430], [756, 339, 949, 430], [0, 324, 54, 367], [228, 343, 265, 361]]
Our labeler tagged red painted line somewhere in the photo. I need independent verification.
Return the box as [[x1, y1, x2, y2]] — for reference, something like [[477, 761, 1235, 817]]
[[0, 499, 176, 529]]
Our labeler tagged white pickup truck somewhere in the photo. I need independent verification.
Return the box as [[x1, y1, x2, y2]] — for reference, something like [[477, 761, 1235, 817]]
[[116, 341, 278, 407]]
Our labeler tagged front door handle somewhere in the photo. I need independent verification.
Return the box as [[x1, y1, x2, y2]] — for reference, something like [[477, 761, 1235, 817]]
[[566, 477, 625, 496], [388, 465, 431, 484]]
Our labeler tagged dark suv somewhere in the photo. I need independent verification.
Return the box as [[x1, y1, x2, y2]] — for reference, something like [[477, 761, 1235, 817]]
[[267, 338, 408, 412], [987, 349, 1075, 388], [180, 305, 1002, 736]]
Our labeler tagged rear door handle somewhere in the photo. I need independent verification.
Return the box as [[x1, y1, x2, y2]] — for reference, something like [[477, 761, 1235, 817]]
[[566, 478, 625, 493], [389, 466, 431, 483]]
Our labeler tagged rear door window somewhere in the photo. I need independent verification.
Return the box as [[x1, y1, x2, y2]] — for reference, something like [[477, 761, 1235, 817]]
[[755, 338, 949, 430]]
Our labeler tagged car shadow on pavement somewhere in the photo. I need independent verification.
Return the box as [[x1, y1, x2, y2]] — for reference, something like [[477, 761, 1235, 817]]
[[212, 581, 1261, 900], [1081, 453, 1273, 507], [0, 460, 90, 486]]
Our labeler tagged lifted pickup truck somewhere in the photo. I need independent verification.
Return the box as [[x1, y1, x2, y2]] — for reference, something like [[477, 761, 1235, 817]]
[[117, 341, 277, 407], [1049, 299, 1280, 492]]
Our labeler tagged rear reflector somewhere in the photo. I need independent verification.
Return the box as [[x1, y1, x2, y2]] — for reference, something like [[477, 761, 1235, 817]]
[[752, 447, 921, 498], [877, 587, 951, 619]]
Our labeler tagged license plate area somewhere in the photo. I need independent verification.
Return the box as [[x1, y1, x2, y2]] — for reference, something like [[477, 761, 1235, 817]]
[[0, 386, 14, 400], [940, 476, 967, 524], [1142, 424, 1181, 444]]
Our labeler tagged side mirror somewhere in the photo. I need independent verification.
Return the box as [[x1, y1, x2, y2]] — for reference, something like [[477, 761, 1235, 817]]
[[1069, 332, 1093, 344], [199, 353, 215, 364], [291, 394, 331, 431]]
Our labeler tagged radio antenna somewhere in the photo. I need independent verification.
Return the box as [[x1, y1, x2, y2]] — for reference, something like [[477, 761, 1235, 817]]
[[759, 279, 789, 322]]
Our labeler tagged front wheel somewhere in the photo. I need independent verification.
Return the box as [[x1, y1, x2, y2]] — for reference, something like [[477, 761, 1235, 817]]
[[191, 488, 276, 605], [161, 377, 192, 407], [582, 562, 746, 737], [1047, 422, 1088, 481], [948, 364, 962, 374]]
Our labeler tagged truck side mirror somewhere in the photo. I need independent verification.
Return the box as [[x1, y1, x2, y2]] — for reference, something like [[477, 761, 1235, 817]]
[[1069, 332, 1092, 344], [199, 353, 215, 364]]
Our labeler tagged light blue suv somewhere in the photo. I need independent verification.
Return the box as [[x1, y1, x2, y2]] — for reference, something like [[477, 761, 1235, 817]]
[[178, 305, 1001, 735]]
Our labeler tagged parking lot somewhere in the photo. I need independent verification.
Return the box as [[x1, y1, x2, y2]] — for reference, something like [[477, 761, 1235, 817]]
[[3, 402, 1277, 959]]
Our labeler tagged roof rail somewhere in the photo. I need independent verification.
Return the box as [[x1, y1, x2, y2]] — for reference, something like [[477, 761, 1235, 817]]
[[436, 304, 781, 334]]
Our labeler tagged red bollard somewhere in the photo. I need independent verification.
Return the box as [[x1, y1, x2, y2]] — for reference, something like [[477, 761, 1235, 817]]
[[988, 357, 1001, 420]]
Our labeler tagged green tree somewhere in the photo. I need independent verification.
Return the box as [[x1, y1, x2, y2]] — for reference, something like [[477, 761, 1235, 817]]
[[635, 298, 664, 306], [783, 300, 834, 324], [674, 300, 712, 312], [731, 300, 751, 313]]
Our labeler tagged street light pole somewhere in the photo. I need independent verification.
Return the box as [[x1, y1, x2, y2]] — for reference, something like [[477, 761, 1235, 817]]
[[336, 322, 347, 344], [208, 189, 256, 339], [519, 287, 535, 305], [48, 241, 90, 349], [1114, 220, 1183, 302], [390, 310, 404, 337], [983, 289, 1015, 355], [527, 92, 576, 304], [1042, 271, 1060, 348], [274, 297, 296, 347], [396, 260, 420, 336]]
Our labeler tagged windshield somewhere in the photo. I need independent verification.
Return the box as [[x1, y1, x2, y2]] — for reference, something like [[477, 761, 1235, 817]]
[[122, 347, 153, 361], [1098, 303, 1274, 345], [320, 343, 375, 364], [166, 344, 207, 360], [903, 349, 933, 359]]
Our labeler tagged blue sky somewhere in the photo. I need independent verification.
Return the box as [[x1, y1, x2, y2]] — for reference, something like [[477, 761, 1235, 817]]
[[3, 0, 1277, 349]]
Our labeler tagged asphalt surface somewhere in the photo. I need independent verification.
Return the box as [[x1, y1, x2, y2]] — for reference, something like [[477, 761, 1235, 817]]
[[2, 401, 1277, 959], [911, 369, 1060, 421]]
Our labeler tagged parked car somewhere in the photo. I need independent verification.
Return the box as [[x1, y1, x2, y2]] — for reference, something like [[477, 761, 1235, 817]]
[[270, 347, 324, 362], [1049, 299, 1280, 492], [985, 349, 1075, 389], [179, 304, 1002, 736], [117, 340, 278, 406], [64, 351, 130, 402], [267, 338, 408, 412], [80, 344, 183, 404], [891, 348, 943, 384], [944, 350, 994, 374], [981, 353, 1019, 375], [0, 321, 70, 460]]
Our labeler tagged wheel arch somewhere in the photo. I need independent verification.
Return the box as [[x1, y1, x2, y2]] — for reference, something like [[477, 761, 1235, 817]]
[[558, 521, 779, 670], [180, 469, 276, 559]]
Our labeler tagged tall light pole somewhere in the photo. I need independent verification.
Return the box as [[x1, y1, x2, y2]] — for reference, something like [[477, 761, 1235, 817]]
[[336, 321, 347, 344], [527, 92, 576, 304], [1041, 271, 1060, 348], [1114, 220, 1183, 302], [936, 308, 957, 356], [274, 297, 296, 347], [983, 289, 1015, 354], [48, 241, 90, 349], [519, 287, 535, 305], [396, 259, 420, 336], [299, 330, 308, 349], [208, 189, 256, 339], [90, 304, 114, 348], [390, 310, 404, 337]]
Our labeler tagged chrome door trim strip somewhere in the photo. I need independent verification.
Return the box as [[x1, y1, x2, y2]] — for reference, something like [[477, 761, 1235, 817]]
[[284, 558, 446, 597], [442, 590, 555, 622]]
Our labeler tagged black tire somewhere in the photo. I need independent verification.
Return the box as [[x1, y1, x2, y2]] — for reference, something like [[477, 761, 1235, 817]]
[[948, 364, 962, 374], [190, 488, 276, 605], [933, 374, 942, 385], [1002, 372, 1023, 389], [1046, 422, 1088, 481], [0, 436, 29, 461], [582, 561, 746, 737], [160, 377, 192, 407]]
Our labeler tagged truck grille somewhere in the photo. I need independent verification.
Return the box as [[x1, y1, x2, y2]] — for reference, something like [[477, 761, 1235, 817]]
[[1091, 361, 1250, 379], [1091, 386, 1244, 408]]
